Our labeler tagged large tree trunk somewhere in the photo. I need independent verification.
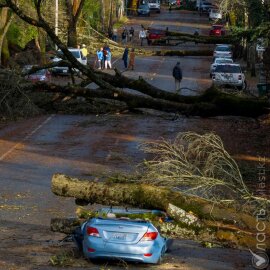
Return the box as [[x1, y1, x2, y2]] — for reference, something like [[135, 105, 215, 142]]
[[51, 174, 270, 249], [0, 7, 14, 66], [51, 174, 270, 234]]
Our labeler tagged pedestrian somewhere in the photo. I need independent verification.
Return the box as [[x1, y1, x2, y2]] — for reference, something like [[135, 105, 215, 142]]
[[102, 47, 108, 69], [103, 43, 111, 52], [128, 48, 135, 70], [96, 47, 103, 69], [172, 62, 182, 92], [129, 27, 135, 42], [112, 27, 118, 42], [121, 28, 128, 44], [194, 28, 199, 45], [81, 44, 88, 59], [165, 27, 169, 45], [122, 46, 129, 69], [105, 50, 112, 69], [139, 28, 147, 46]]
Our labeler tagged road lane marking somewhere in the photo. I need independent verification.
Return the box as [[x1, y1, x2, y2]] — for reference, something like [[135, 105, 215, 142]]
[[0, 114, 55, 161]]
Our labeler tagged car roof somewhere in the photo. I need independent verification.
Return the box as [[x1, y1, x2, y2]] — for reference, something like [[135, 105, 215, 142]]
[[212, 24, 224, 27], [215, 63, 240, 67], [214, 58, 233, 61]]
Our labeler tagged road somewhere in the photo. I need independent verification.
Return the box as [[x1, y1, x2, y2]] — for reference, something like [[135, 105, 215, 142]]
[[0, 7, 265, 270]]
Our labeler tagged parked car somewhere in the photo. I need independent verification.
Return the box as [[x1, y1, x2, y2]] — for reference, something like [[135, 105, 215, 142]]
[[167, 0, 176, 5], [148, 0, 160, 13], [209, 9, 222, 20], [73, 208, 170, 264], [197, 1, 215, 12], [51, 48, 87, 76], [213, 44, 232, 59], [137, 4, 150, 16], [212, 63, 246, 90], [209, 24, 226, 36], [147, 29, 166, 45], [23, 65, 51, 83], [210, 58, 234, 77]]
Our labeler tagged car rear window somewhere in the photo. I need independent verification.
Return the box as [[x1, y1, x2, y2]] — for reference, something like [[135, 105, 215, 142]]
[[215, 65, 241, 73], [216, 59, 233, 64], [216, 46, 230, 51]]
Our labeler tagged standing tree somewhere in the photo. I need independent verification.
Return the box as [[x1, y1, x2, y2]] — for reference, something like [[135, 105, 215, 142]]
[[65, 0, 85, 47], [0, 7, 14, 65]]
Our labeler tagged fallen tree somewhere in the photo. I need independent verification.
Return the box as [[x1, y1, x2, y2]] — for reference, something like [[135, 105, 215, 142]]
[[51, 174, 270, 248], [1, 1, 269, 118]]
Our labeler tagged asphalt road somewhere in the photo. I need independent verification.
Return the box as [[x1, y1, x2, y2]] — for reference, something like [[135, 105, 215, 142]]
[[0, 7, 263, 270]]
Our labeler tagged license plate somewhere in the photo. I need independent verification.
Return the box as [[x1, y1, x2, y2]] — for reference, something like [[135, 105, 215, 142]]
[[63, 70, 67, 73], [112, 233, 127, 240]]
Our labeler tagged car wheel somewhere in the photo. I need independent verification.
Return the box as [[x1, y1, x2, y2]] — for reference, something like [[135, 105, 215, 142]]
[[242, 81, 247, 90]]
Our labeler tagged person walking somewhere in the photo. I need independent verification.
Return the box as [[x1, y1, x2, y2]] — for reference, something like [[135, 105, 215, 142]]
[[172, 62, 182, 92], [112, 27, 118, 42], [139, 28, 147, 46], [128, 48, 135, 70], [96, 47, 103, 69], [122, 46, 129, 69], [105, 50, 112, 69], [121, 28, 128, 44], [129, 27, 135, 42]]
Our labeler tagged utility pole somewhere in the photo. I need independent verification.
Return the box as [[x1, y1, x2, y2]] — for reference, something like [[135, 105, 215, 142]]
[[55, 0, 58, 49]]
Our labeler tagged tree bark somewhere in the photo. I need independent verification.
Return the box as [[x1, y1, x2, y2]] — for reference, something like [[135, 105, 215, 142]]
[[0, 7, 14, 66], [51, 174, 270, 234]]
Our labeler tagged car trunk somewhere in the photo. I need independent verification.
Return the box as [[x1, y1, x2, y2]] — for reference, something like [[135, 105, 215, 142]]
[[94, 218, 149, 245]]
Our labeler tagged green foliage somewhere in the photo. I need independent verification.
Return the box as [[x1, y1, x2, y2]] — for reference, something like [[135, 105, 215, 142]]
[[7, 20, 38, 48]]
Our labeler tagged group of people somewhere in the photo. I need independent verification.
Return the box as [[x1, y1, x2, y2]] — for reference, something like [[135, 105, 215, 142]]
[[121, 27, 135, 44], [95, 44, 112, 70], [77, 40, 182, 93]]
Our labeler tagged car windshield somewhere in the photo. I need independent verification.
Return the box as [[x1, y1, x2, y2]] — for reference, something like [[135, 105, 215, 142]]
[[149, 0, 158, 3], [215, 65, 241, 73], [139, 4, 149, 9], [216, 46, 230, 52], [211, 9, 219, 13]]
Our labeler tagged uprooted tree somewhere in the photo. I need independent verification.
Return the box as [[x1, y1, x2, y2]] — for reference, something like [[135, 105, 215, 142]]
[[0, 0, 269, 119]]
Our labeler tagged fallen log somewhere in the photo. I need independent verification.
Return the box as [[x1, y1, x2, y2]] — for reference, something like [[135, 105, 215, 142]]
[[51, 174, 270, 235]]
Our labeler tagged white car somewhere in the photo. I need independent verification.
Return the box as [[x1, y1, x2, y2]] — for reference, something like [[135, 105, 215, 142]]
[[212, 63, 246, 90], [148, 0, 160, 13], [213, 44, 233, 59], [210, 58, 233, 77], [51, 48, 87, 76], [209, 9, 222, 20]]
